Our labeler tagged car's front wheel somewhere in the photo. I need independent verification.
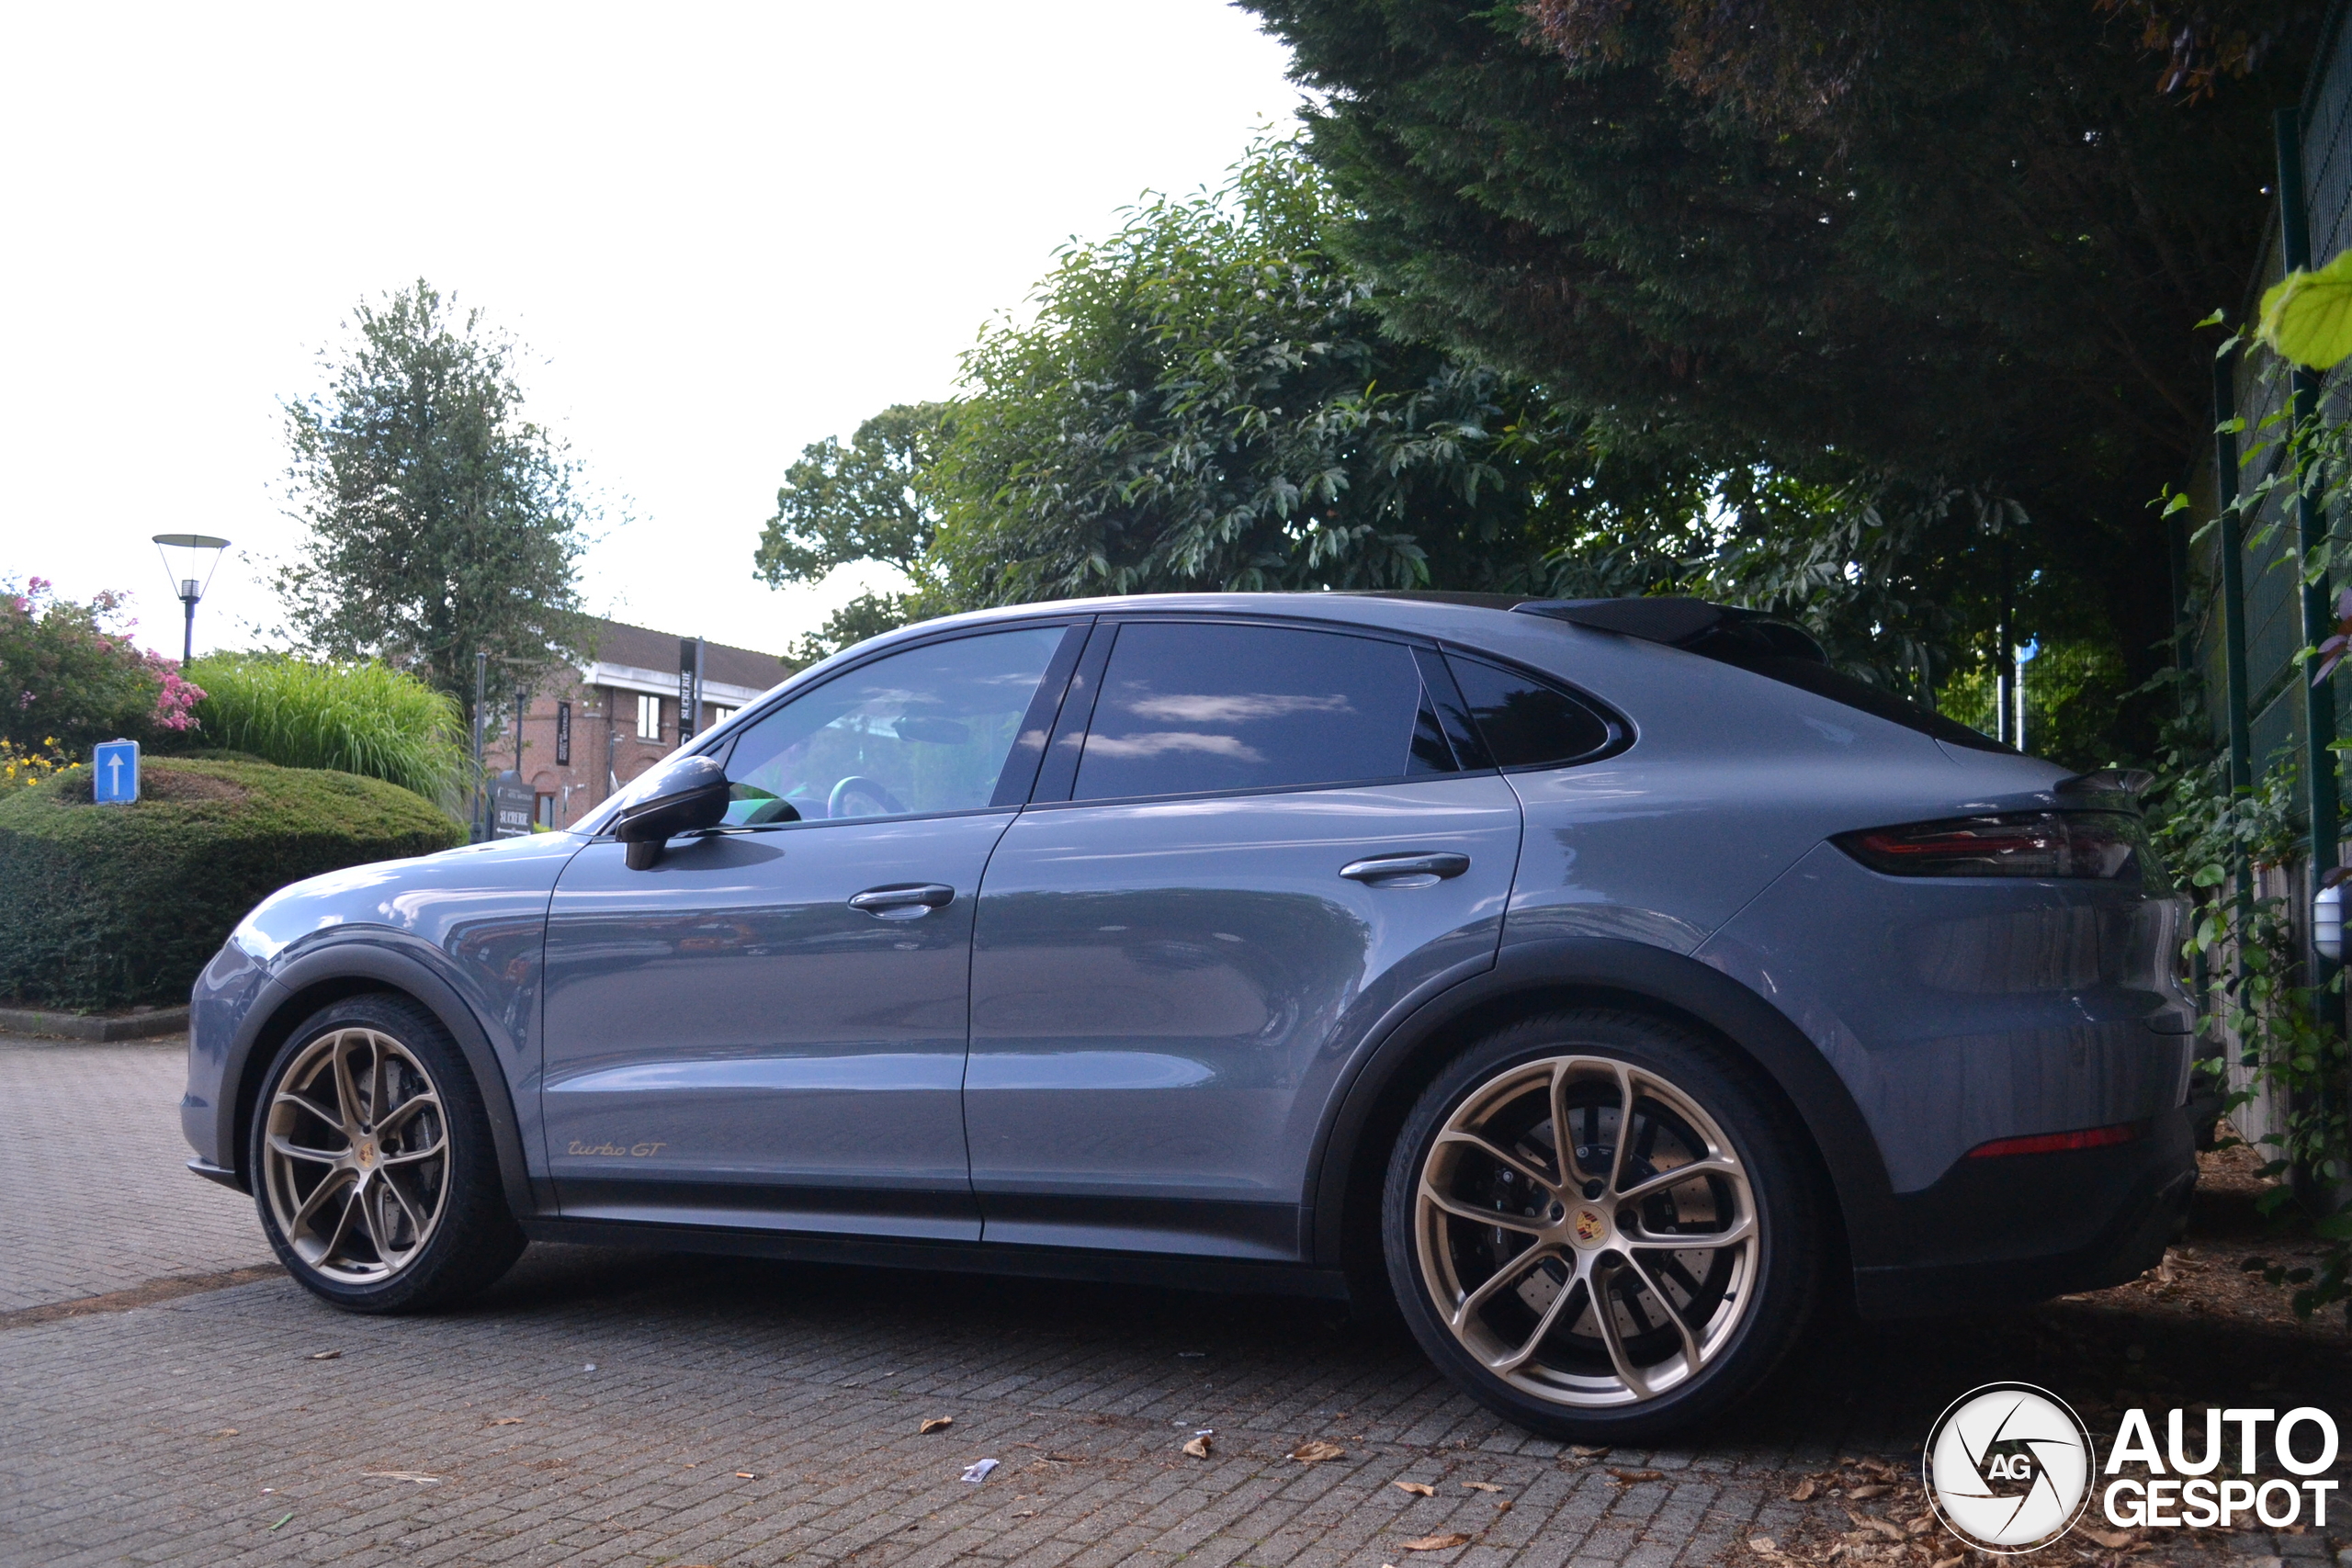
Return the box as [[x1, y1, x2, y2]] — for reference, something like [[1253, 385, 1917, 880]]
[[1385, 1010, 1821, 1440], [251, 995, 524, 1312]]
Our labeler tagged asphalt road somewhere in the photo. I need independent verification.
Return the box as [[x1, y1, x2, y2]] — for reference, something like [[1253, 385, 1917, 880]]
[[0, 1034, 2337, 1568]]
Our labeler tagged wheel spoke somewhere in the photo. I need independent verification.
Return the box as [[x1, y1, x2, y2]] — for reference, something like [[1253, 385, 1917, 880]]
[[1550, 1061, 1597, 1188], [367, 1033, 389, 1129], [1603, 1063, 1637, 1193], [378, 1174, 428, 1258], [1627, 1251, 1707, 1375], [1490, 1269, 1585, 1375], [1623, 1212, 1755, 1250], [272, 1088, 343, 1131], [267, 1132, 345, 1167], [1421, 1184, 1548, 1235], [1590, 1262, 1653, 1399], [330, 1035, 364, 1134], [375, 1091, 441, 1138], [311, 1175, 363, 1262], [379, 1131, 447, 1168], [1436, 1130, 1561, 1196], [1450, 1242, 1567, 1330], [288, 1167, 354, 1240], [1615, 1156, 1741, 1204]]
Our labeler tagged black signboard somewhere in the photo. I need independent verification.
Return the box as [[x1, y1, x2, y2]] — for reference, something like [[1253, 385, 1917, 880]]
[[491, 770, 535, 839], [556, 701, 571, 765]]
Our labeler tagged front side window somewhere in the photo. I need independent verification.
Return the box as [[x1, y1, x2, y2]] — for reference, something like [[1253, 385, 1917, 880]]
[[1072, 622, 1431, 801], [718, 626, 1067, 825]]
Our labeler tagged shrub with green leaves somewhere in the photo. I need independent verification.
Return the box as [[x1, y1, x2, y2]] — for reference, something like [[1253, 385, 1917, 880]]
[[0, 757, 463, 1010], [188, 655, 473, 812]]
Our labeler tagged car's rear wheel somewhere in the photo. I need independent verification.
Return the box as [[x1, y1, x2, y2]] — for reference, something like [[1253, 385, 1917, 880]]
[[251, 995, 524, 1313], [1385, 1010, 1820, 1440]]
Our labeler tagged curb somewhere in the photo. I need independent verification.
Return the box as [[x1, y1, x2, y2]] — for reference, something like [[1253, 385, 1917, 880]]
[[0, 1005, 189, 1041]]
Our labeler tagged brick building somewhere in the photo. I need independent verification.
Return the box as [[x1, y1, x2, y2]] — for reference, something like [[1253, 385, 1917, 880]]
[[492, 617, 796, 831]]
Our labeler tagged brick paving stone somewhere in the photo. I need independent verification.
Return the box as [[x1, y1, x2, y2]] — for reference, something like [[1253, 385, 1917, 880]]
[[5, 1042, 2348, 1568], [0, 1034, 274, 1312]]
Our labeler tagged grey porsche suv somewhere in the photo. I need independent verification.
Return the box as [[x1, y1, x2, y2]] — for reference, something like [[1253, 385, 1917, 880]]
[[182, 592, 2197, 1439]]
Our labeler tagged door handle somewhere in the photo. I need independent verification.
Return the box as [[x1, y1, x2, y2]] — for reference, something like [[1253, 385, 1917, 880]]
[[848, 883, 956, 918], [1338, 852, 1470, 886]]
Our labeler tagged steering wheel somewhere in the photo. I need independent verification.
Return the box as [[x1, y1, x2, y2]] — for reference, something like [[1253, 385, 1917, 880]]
[[827, 775, 908, 819]]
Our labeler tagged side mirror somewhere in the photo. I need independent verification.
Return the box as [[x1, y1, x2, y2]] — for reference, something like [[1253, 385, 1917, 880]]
[[611, 756, 731, 870]]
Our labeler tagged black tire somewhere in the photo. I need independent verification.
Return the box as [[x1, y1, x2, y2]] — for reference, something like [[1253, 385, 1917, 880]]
[[248, 993, 525, 1313], [1383, 1009, 1822, 1441]]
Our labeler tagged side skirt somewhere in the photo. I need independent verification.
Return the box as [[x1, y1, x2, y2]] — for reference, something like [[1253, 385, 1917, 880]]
[[521, 1218, 1352, 1301]]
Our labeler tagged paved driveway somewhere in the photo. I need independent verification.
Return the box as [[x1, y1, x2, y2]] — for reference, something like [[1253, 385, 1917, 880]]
[[0, 1035, 2338, 1568]]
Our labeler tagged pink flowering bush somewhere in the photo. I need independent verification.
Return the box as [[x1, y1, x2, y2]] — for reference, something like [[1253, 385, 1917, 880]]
[[0, 577, 205, 753]]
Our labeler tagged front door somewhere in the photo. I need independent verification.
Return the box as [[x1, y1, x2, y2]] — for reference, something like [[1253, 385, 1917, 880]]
[[965, 618, 1522, 1260], [541, 622, 1081, 1240]]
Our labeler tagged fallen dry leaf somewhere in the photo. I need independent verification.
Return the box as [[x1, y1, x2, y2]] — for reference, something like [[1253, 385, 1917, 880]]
[[1790, 1478, 1818, 1502], [1569, 1444, 1611, 1458], [1848, 1513, 1905, 1541], [1463, 1481, 1504, 1493], [1846, 1483, 1890, 1499], [2080, 1528, 2136, 1550], [1493, 1499, 1512, 1514], [1291, 1439, 1346, 1463], [1182, 1433, 1213, 1459], [920, 1416, 954, 1434], [487, 1418, 523, 1427], [1749, 1537, 1780, 1556], [1393, 1481, 1436, 1497], [1610, 1468, 1665, 1483], [1401, 1534, 1473, 1552], [735, 1472, 758, 1480], [305, 1350, 341, 1360], [1930, 1557, 1963, 1568]]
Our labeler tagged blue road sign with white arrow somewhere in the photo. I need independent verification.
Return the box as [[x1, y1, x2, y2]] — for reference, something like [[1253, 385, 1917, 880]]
[[93, 739, 139, 804]]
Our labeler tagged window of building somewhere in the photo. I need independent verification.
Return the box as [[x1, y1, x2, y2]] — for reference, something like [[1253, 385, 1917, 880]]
[[1072, 623, 1427, 802], [708, 705, 736, 728], [535, 792, 557, 830], [636, 693, 662, 741]]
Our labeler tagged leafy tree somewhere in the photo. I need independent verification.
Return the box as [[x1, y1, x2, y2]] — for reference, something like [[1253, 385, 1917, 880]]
[[930, 141, 1634, 607], [755, 402, 951, 660], [275, 280, 591, 723], [1237, 0, 2324, 742]]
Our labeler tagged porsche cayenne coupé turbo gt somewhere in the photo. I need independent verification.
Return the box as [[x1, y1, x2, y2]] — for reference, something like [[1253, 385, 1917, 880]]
[[181, 592, 2195, 1438]]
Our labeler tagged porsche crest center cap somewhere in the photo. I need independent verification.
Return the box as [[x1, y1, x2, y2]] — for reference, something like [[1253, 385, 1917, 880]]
[[1571, 1208, 1607, 1244], [1923, 1382, 2095, 1553]]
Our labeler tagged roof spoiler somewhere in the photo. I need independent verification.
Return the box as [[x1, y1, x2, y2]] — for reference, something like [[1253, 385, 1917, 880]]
[[2053, 768, 2154, 800], [1512, 598, 1830, 664]]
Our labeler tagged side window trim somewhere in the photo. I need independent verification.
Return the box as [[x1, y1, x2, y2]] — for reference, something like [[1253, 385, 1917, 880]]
[[989, 619, 1095, 807], [1030, 619, 1116, 803], [1412, 646, 1493, 772]]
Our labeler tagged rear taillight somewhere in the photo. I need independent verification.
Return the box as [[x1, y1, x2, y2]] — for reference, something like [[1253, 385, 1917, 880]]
[[1834, 811, 2153, 881], [1966, 1122, 2145, 1158]]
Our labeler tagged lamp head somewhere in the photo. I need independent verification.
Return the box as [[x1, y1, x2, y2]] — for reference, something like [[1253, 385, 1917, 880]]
[[152, 535, 231, 605]]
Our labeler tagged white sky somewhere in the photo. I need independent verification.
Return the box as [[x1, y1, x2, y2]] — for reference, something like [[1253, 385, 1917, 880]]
[[0, 3, 1303, 660]]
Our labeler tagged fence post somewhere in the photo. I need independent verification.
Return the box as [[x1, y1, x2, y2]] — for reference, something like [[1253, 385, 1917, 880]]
[[2278, 107, 2342, 991]]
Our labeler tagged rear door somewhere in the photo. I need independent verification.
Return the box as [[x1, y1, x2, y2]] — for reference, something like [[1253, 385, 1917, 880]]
[[964, 617, 1523, 1260]]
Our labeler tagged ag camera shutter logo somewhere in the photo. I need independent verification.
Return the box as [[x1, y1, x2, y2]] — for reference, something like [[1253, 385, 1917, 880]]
[[1924, 1383, 2096, 1553]]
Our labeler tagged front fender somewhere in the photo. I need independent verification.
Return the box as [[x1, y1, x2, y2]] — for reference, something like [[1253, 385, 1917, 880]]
[[212, 937, 545, 1220]]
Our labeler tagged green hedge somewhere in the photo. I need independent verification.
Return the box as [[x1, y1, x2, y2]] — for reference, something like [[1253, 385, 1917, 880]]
[[0, 758, 464, 1010]]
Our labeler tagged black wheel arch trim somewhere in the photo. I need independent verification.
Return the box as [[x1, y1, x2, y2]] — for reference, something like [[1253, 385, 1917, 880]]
[[1306, 935, 1899, 1275], [216, 938, 538, 1223]]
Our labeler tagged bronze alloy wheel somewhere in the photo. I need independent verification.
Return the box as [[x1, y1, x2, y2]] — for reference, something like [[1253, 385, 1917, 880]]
[[260, 1026, 452, 1284], [1412, 1052, 1760, 1408]]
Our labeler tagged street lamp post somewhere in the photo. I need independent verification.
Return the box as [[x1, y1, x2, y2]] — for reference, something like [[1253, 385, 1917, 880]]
[[150, 535, 231, 664]]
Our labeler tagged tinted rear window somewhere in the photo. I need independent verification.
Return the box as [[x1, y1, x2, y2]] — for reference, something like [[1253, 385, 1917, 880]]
[[1074, 623, 1427, 799], [1446, 657, 1615, 769]]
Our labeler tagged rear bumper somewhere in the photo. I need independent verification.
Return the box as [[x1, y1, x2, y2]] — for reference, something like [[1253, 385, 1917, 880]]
[[1851, 1106, 2197, 1319]]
